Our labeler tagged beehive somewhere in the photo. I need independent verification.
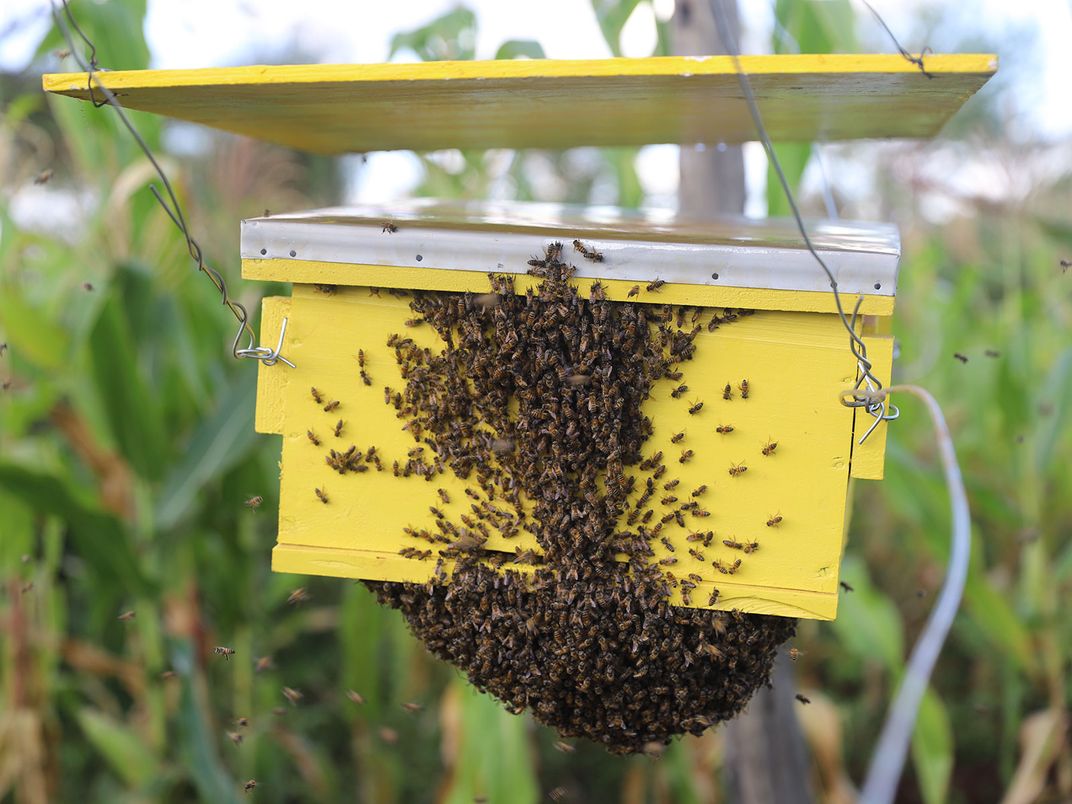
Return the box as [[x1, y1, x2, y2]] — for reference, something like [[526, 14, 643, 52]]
[[43, 54, 996, 622]]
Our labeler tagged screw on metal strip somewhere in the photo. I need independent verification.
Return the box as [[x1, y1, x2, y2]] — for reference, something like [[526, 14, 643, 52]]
[[52, 0, 294, 370]]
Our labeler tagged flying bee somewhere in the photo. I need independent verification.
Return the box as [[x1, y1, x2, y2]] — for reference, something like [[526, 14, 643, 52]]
[[840, 581, 854, 593], [35, 168, 54, 185], [214, 646, 236, 659], [670, 384, 688, 399], [627, 285, 640, 298], [670, 431, 685, 444], [728, 463, 748, 477], [554, 741, 576, 753], [788, 647, 803, 661], [762, 439, 778, 456], [287, 587, 309, 605], [323, 400, 340, 412], [691, 485, 707, 497], [282, 687, 303, 705], [646, 278, 665, 292], [401, 702, 423, 714], [688, 400, 703, 415], [333, 419, 344, 437], [382, 222, 398, 233], [117, 610, 136, 621], [722, 383, 733, 400], [716, 424, 734, 434], [738, 379, 750, 399], [311, 387, 323, 404], [679, 449, 694, 463], [244, 495, 263, 509], [953, 353, 968, 364], [227, 730, 244, 745], [243, 780, 258, 792], [307, 430, 321, 446], [795, 694, 811, 705], [766, 513, 783, 527], [346, 689, 366, 705], [315, 487, 329, 504]]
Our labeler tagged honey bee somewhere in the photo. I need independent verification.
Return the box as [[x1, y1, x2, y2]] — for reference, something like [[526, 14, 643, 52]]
[[743, 540, 759, 553], [738, 379, 750, 399], [653, 465, 667, 479], [553, 740, 576, 753], [243, 779, 258, 792], [627, 285, 640, 298], [382, 222, 398, 233], [688, 548, 705, 562], [236, 717, 249, 728], [661, 495, 678, 505], [670, 384, 688, 399], [646, 278, 666, 292], [307, 430, 321, 446], [795, 694, 811, 705], [117, 610, 136, 621], [716, 424, 734, 434], [573, 239, 604, 262], [840, 581, 854, 592], [722, 383, 733, 400], [214, 646, 236, 659], [670, 431, 685, 444], [437, 488, 451, 504], [728, 463, 748, 477], [379, 727, 399, 744], [707, 588, 720, 606], [953, 353, 968, 364], [679, 449, 694, 463], [713, 558, 741, 575], [658, 556, 678, 566], [688, 400, 703, 415], [282, 686, 304, 705], [34, 168, 54, 185], [358, 349, 367, 368], [334, 419, 344, 437], [323, 400, 340, 412], [766, 513, 783, 527], [788, 648, 803, 662], [401, 702, 423, 714], [346, 689, 366, 705], [762, 439, 778, 456], [227, 730, 244, 745], [691, 485, 707, 497], [287, 587, 309, 605], [244, 495, 263, 513], [663, 479, 680, 490], [723, 538, 743, 550], [315, 487, 329, 504], [311, 387, 323, 404]]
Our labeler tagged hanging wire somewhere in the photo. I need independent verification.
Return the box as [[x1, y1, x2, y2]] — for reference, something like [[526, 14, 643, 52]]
[[860, 0, 934, 79], [50, 0, 294, 368], [708, 0, 898, 443], [708, 2, 972, 800]]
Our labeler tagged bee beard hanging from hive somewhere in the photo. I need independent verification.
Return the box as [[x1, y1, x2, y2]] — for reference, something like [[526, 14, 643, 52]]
[[368, 243, 795, 753]]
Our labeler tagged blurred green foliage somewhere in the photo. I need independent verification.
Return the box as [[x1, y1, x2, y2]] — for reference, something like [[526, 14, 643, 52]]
[[1, 1, 1071, 803]]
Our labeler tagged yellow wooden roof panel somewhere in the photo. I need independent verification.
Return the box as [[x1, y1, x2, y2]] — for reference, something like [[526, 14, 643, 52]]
[[43, 54, 996, 153]]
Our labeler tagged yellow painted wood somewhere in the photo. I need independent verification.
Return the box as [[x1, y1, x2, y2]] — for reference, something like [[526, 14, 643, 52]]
[[259, 284, 872, 618], [272, 543, 838, 620], [243, 258, 896, 317], [255, 296, 290, 435], [43, 54, 996, 154], [848, 334, 895, 481]]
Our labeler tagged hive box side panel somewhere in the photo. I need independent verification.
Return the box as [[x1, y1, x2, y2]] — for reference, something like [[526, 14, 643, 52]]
[[260, 287, 857, 620]]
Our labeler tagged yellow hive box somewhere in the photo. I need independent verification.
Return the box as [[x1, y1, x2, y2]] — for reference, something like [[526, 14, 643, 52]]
[[244, 201, 899, 620]]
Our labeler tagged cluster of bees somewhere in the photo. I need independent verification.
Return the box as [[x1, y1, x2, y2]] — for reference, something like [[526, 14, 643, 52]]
[[359, 242, 795, 752]]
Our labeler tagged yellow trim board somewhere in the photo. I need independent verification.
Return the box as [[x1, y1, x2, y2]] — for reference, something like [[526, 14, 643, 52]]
[[44, 54, 996, 153], [244, 258, 896, 316]]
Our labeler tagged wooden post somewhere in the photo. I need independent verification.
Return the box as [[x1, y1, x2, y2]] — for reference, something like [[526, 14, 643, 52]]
[[673, 1, 814, 801]]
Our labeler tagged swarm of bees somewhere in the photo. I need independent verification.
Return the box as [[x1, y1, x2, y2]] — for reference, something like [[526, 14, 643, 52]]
[[360, 242, 794, 754]]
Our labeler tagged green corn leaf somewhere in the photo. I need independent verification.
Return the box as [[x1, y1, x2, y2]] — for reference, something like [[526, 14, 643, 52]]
[[910, 687, 954, 804], [76, 708, 160, 790]]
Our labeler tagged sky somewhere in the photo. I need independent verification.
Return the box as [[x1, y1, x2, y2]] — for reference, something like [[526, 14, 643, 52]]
[[2, 0, 1071, 217]]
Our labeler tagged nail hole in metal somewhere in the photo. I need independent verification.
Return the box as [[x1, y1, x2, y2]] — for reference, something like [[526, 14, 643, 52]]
[[416, 254, 423, 262], [711, 272, 719, 280], [259, 248, 267, 256], [289, 250, 297, 257], [874, 282, 881, 290]]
